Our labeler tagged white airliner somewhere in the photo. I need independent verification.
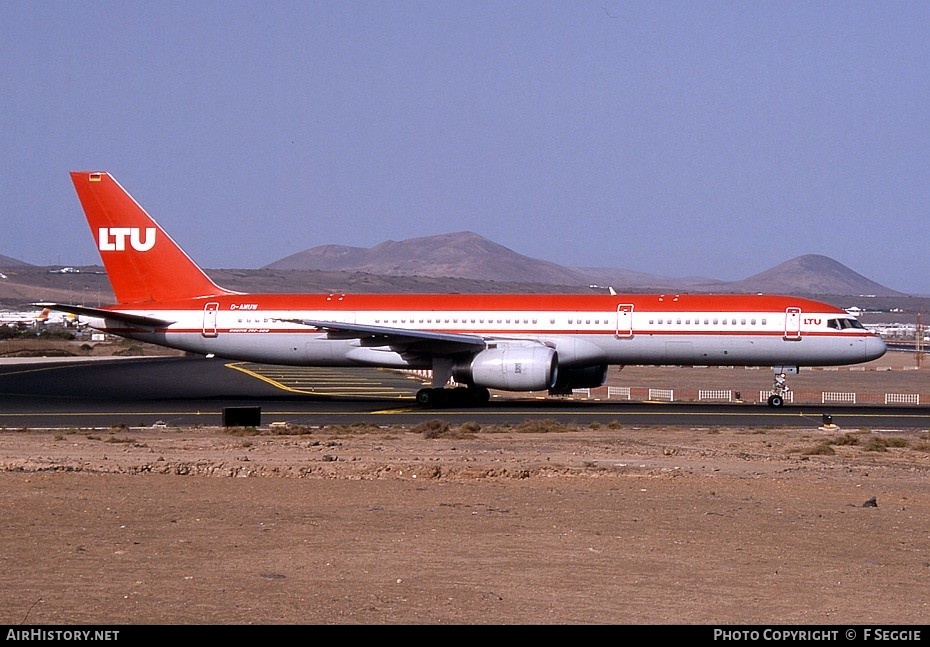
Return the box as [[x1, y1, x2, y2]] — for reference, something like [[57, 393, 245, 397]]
[[0, 307, 75, 328], [41, 172, 886, 407], [0, 309, 45, 328]]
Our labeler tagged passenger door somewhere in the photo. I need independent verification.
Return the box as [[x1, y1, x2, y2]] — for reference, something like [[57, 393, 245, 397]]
[[202, 302, 219, 338], [616, 304, 634, 338], [784, 307, 801, 341]]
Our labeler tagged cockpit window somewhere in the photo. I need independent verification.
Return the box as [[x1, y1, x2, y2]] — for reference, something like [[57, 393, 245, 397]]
[[827, 318, 865, 330]]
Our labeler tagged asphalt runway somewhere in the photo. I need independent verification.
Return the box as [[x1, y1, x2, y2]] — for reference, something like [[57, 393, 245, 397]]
[[1, 356, 928, 430]]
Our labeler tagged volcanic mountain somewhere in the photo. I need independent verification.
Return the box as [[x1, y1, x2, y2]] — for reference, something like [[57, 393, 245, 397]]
[[727, 255, 903, 296], [265, 233, 903, 296], [0, 254, 32, 267], [267, 232, 592, 286]]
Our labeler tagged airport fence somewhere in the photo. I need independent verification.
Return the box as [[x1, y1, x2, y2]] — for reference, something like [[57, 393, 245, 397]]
[[398, 368, 928, 407], [698, 389, 733, 402], [885, 393, 920, 405]]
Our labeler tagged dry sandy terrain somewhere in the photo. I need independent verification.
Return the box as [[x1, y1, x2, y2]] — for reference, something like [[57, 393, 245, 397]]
[[1, 419, 929, 625]]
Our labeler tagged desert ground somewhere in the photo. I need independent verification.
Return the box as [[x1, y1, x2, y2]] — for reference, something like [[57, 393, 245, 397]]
[[1, 414, 929, 625]]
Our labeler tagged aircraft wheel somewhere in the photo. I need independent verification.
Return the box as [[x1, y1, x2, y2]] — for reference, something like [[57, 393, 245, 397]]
[[767, 394, 784, 408], [416, 388, 434, 406]]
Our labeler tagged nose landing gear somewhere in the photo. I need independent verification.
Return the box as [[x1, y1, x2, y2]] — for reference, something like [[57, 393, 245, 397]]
[[767, 372, 789, 407]]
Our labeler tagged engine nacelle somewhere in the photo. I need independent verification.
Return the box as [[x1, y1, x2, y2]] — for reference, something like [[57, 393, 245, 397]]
[[454, 346, 558, 392], [549, 364, 608, 393]]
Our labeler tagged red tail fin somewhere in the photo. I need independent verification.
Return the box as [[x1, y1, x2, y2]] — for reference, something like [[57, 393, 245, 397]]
[[70, 172, 234, 304]]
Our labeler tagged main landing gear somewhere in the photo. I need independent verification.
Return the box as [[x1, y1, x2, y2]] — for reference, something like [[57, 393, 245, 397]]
[[415, 386, 491, 407]]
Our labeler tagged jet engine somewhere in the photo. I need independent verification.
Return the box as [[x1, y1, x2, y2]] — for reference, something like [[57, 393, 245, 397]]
[[454, 346, 558, 392]]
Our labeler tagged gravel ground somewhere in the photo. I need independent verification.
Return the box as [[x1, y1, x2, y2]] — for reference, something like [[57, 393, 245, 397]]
[[1, 420, 928, 625]]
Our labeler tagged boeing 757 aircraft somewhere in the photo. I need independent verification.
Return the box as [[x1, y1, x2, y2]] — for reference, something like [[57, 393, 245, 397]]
[[41, 172, 886, 407]]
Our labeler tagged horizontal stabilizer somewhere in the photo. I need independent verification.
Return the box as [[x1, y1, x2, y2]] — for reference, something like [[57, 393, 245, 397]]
[[35, 303, 175, 329]]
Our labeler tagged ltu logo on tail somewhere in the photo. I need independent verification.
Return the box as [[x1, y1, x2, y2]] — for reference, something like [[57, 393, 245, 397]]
[[98, 227, 156, 252]]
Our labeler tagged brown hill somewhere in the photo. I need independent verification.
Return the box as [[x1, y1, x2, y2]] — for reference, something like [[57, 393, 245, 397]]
[[728, 254, 904, 297], [267, 231, 592, 286], [0, 254, 32, 268], [265, 232, 904, 297]]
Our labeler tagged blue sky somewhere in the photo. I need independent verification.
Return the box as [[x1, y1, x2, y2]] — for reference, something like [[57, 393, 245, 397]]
[[2, 1, 928, 294]]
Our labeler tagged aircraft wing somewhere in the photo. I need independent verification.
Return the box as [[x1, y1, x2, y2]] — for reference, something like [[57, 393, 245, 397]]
[[289, 318, 488, 353], [34, 303, 176, 329]]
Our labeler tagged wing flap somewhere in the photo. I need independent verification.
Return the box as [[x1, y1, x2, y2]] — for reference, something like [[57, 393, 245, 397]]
[[282, 318, 488, 352]]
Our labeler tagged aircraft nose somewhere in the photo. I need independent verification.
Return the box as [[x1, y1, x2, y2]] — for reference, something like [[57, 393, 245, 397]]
[[865, 334, 887, 361]]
